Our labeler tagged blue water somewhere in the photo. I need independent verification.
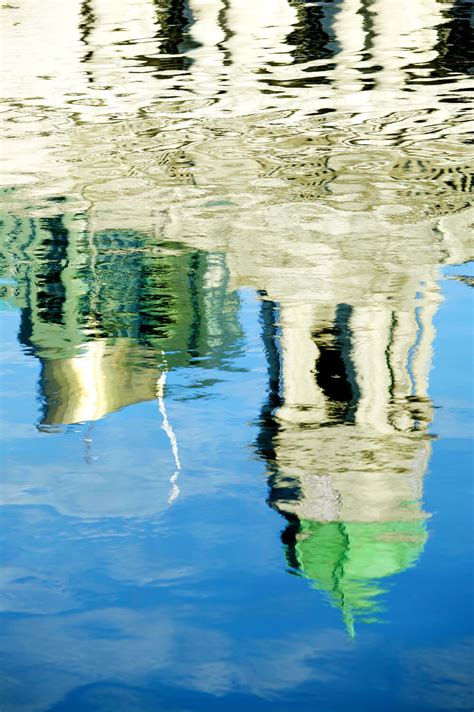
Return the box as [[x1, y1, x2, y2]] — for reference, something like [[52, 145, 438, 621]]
[[0, 269, 472, 711]]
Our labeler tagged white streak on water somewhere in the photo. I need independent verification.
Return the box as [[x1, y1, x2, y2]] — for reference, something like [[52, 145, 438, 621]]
[[156, 370, 181, 505]]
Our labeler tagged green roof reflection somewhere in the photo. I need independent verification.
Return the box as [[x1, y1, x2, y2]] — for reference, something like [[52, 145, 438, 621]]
[[294, 519, 428, 637]]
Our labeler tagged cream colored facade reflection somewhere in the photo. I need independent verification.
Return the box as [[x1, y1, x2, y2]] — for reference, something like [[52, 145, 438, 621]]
[[1, 0, 472, 520], [40, 339, 156, 424], [272, 292, 437, 524], [1, 0, 472, 197]]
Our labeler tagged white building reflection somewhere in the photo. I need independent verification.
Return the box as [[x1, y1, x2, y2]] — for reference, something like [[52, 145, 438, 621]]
[[0, 0, 472, 640], [252, 258, 442, 633], [1, 0, 472, 206], [2, 0, 470, 112]]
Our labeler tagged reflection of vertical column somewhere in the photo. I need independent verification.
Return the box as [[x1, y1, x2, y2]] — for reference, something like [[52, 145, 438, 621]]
[[86, 0, 159, 112], [350, 282, 439, 433], [202, 253, 228, 346], [219, 0, 298, 114], [386, 307, 418, 431], [371, 0, 447, 101], [225, 0, 297, 67], [277, 303, 328, 424], [331, 0, 368, 101], [350, 303, 393, 432], [187, 0, 225, 95], [410, 282, 439, 399], [388, 279, 440, 430], [187, 0, 300, 112]]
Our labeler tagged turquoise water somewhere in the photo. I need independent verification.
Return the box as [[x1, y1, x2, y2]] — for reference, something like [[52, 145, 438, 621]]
[[0, 1, 473, 710]]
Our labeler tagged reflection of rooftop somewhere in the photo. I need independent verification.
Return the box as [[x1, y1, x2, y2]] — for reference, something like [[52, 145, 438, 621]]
[[294, 518, 427, 637]]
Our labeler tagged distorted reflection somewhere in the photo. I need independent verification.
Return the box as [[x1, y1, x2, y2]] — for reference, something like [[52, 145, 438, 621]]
[[253, 210, 471, 634], [0, 0, 473, 708], [0, 209, 242, 426], [1, 0, 472, 211], [2, 193, 471, 637], [258, 293, 433, 635]]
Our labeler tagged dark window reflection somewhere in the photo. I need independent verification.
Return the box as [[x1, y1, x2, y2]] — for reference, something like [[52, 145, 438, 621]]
[[313, 303, 359, 423], [287, 0, 338, 64], [137, 0, 197, 75], [36, 217, 68, 325], [433, 0, 474, 76]]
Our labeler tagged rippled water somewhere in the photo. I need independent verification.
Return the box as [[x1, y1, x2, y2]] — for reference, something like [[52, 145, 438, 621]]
[[1, 1, 473, 710]]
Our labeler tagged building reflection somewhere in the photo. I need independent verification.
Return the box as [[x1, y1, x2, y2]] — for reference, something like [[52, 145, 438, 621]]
[[256, 276, 439, 635], [1, 210, 242, 427], [1, 0, 473, 644], [2, 0, 472, 228]]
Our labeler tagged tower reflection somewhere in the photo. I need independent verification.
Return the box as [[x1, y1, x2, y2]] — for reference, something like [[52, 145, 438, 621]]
[[1, 211, 242, 427], [257, 283, 437, 636]]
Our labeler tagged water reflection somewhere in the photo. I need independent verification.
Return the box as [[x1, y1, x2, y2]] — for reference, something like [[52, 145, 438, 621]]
[[1, 0, 472, 214], [1, 198, 470, 638], [1, 211, 242, 427], [0, 0, 473, 708], [258, 295, 433, 635], [3, 0, 472, 113]]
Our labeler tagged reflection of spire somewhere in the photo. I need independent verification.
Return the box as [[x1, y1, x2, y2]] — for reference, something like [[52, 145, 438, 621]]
[[83, 421, 95, 465], [294, 519, 428, 637], [156, 370, 182, 504]]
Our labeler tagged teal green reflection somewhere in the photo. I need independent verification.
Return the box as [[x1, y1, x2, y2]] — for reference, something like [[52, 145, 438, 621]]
[[295, 519, 427, 637], [0, 210, 243, 425]]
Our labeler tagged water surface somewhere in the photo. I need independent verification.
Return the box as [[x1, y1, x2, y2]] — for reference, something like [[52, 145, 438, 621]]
[[0, 1, 473, 710]]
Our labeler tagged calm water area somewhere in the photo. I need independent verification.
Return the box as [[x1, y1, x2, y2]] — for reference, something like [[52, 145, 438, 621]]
[[0, 1, 473, 710]]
